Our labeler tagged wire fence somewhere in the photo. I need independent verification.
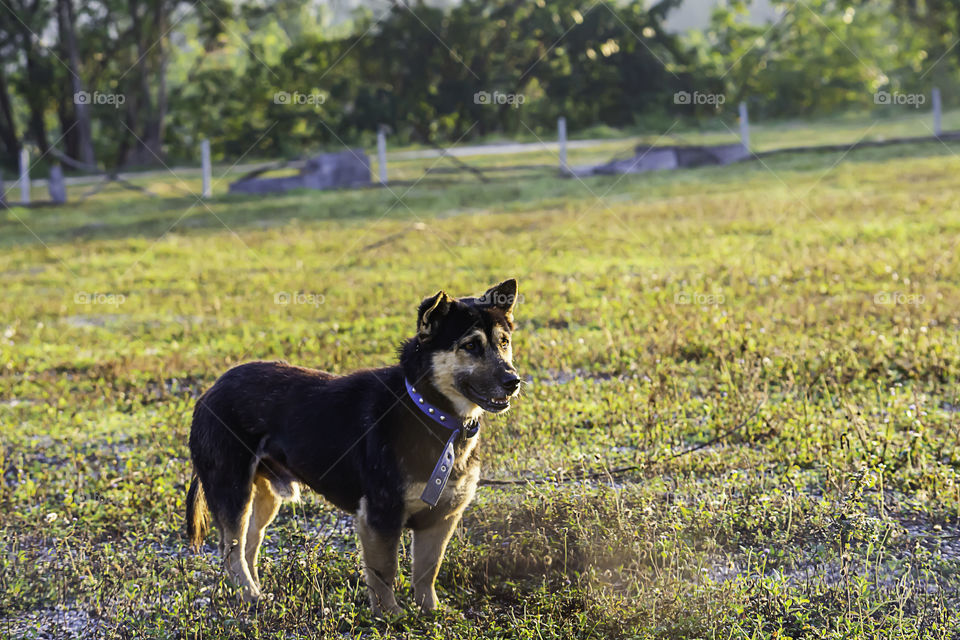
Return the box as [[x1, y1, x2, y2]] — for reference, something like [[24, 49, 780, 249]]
[[2, 89, 958, 209]]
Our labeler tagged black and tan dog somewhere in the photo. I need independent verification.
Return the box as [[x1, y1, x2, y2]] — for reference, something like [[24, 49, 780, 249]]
[[185, 279, 520, 614]]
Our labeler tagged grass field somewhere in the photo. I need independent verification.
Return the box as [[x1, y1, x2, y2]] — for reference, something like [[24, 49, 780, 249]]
[[2, 136, 960, 638]]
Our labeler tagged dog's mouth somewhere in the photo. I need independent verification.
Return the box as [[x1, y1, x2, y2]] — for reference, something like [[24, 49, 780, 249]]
[[464, 384, 512, 413]]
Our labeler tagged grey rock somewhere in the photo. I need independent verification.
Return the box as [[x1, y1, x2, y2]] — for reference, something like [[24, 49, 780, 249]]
[[671, 143, 750, 167], [229, 150, 371, 194], [569, 144, 750, 177], [593, 147, 679, 175]]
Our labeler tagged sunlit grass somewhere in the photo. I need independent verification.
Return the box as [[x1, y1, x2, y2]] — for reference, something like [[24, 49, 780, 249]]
[[1, 136, 960, 638]]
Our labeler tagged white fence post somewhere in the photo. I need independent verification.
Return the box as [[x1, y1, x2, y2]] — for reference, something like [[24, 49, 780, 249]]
[[18, 148, 30, 204], [932, 87, 942, 137], [377, 125, 388, 185], [558, 116, 568, 173], [739, 102, 750, 151], [201, 139, 212, 198]]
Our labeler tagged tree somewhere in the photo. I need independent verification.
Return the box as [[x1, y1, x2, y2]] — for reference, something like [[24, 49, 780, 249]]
[[688, 0, 932, 117], [0, 35, 21, 169], [56, 0, 95, 166]]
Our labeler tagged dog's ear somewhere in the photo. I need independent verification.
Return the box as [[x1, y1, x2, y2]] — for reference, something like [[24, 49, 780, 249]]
[[417, 290, 453, 341], [480, 279, 518, 323]]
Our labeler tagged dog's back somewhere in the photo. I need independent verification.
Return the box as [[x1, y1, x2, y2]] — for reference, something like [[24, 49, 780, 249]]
[[186, 361, 403, 550], [186, 362, 330, 548]]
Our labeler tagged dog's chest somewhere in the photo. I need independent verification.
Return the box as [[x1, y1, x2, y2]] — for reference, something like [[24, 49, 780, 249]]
[[402, 438, 480, 519]]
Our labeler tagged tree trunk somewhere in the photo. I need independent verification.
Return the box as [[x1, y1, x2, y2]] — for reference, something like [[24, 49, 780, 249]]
[[57, 97, 79, 161], [121, 0, 166, 166], [150, 1, 168, 158], [23, 45, 51, 155], [57, 0, 95, 166], [10, 0, 52, 156], [0, 66, 20, 168]]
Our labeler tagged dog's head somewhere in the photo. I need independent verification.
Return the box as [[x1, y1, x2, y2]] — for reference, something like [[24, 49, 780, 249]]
[[415, 279, 521, 420]]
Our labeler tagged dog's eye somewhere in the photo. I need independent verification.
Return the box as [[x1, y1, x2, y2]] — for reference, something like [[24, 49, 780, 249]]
[[462, 340, 479, 352], [500, 336, 510, 347]]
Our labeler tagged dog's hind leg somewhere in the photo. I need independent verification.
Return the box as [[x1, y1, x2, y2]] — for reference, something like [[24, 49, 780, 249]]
[[190, 393, 266, 602], [244, 475, 281, 590], [356, 504, 402, 616], [204, 459, 262, 602], [219, 494, 262, 602]]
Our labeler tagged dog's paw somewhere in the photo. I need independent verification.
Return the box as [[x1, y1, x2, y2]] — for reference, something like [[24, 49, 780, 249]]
[[245, 591, 274, 612], [368, 592, 405, 619], [372, 603, 405, 619], [415, 588, 439, 614], [420, 601, 458, 618]]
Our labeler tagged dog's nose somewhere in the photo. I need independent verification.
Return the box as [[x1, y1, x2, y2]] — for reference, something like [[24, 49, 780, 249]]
[[501, 374, 521, 394]]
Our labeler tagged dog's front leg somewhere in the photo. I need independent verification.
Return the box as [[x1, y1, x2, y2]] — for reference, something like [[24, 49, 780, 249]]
[[412, 514, 461, 612], [356, 515, 401, 616]]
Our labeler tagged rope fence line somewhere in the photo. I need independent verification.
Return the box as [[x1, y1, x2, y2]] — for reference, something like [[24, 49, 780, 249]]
[[3, 89, 958, 207]]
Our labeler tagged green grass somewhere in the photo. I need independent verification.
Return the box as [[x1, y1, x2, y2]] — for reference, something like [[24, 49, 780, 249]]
[[2, 136, 960, 638]]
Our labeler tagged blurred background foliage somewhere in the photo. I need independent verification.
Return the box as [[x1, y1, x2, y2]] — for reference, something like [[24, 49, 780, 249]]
[[1, 0, 959, 169]]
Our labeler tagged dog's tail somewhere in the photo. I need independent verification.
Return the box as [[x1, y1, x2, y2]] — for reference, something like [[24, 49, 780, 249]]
[[186, 475, 210, 552]]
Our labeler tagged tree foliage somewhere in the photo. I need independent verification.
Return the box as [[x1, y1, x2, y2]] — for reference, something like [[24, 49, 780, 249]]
[[0, 0, 956, 170], [687, 0, 935, 117]]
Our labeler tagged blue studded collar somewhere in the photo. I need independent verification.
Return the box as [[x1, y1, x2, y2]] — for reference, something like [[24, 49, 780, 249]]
[[404, 378, 479, 507], [404, 378, 479, 437]]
